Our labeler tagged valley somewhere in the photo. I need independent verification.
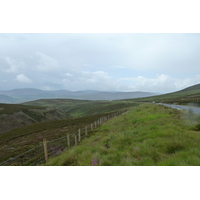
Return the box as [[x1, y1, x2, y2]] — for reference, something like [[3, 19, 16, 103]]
[[1, 83, 200, 166]]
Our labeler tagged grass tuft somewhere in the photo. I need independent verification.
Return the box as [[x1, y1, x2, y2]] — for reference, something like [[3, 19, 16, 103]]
[[45, 103, 200, 166]]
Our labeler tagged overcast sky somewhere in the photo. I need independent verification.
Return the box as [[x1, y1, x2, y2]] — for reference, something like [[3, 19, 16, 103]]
[[0, 33, 200, 93]]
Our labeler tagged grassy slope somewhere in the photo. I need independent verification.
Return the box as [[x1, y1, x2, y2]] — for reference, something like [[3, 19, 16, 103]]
[[0, 103, 69, 134], [46, 103, 200, 166], [0, 103, 46, 115], [0, 99, 137, 135], [23, 99, 137, 118], [129, 83, 200, 105], [0, 111, 129, 163]]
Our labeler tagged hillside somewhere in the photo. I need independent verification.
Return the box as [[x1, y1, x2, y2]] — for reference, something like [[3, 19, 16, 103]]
[[45, 103, 200, 166], [23, 99, 138, 118], [129, 83, 200, 105], [0, 94, 16, 103], [0, 88, 59, 103], [180, 83, 200, 92], [0, 103, 68, 134], [0, 111, 123, 164], [0, 98, 137, 134], [78, 91, 159, 100]]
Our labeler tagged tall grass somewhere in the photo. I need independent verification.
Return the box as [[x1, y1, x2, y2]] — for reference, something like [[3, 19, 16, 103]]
[[46, 104, 200, 166]]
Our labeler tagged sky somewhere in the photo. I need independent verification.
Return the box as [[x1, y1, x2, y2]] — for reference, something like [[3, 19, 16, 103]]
[[0, 33, 200, 93]]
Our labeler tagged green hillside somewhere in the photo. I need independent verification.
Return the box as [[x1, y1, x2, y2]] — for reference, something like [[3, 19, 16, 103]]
[[0, 103, 68, 134], [0, 98, 138, 164], [180, 83, 200, 92], [23, 99, 137, 118], [45, 103, 200, 166], [129, 83, 200, 105], [0, 98, 137, 144], [0, 111, 121, 164]]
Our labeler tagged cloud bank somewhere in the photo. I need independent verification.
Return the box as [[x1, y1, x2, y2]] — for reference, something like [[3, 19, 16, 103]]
[[0, 33, 200, 93]]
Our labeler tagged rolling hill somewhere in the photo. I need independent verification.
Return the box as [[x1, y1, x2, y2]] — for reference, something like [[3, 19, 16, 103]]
[[129, 83, 200, 105], [23, 99, 138, 118], [0, 94, 16, 103], [77, 91, 159, 100], [0, 97, 138, 163], [1, 83, 200, 165], [0, 98, 138, 134], [0, 103, 68, 134], [0, 88, 158, 103]]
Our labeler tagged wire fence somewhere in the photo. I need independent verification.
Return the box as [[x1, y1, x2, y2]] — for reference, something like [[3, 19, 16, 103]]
[[0, 110, 125, 166], [0, 144, 45, 166]]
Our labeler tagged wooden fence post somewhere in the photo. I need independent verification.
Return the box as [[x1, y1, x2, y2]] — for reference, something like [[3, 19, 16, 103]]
[[78, 129, 81, 142], [43, 139, 48, 163], [94, 121, 97, 128], [85, 126, 88, 136], [75, 134, 77, 146], [67, 133, 70, 147]]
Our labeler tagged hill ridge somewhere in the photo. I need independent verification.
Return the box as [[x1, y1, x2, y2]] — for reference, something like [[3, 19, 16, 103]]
[[0, 88, 159, 103], [129, 83, 200, 104]]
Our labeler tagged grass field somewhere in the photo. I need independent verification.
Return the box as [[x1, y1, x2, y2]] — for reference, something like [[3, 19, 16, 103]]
[[45, 103, 200, 166]]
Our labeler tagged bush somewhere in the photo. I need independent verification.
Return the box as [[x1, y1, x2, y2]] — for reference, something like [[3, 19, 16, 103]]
[[192, 123, 200, 131]]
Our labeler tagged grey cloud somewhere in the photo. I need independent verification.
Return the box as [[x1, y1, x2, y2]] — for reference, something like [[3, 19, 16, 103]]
[[0, 33, 200, 92], [60, 71, 128, 91], [121, 74, 200, 93]]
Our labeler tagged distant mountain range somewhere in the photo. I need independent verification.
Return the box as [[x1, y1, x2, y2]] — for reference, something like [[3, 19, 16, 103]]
[[0, 88, 159, 103]]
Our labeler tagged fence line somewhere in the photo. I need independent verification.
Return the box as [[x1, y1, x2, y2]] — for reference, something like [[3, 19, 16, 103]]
[[0, 110, 126, 166]]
